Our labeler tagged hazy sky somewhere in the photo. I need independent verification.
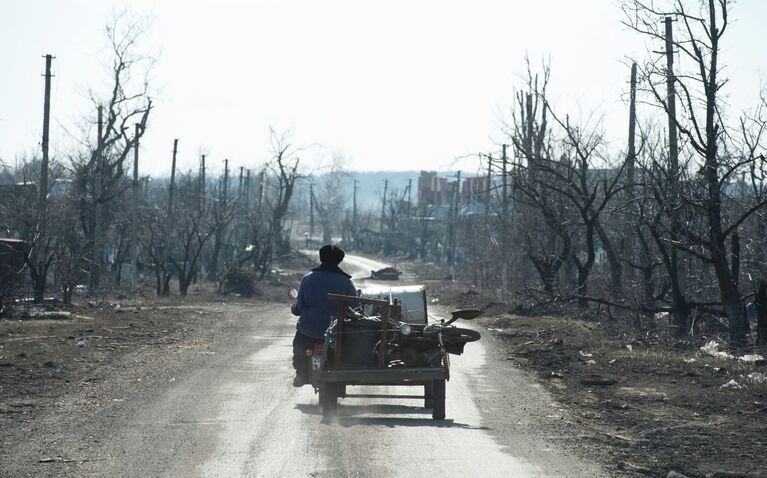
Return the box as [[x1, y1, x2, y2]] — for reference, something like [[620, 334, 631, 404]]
[[2, 0, 766, 177]]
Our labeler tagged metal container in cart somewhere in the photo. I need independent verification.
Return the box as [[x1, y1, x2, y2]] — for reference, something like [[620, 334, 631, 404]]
[[310, 292, 481, 420]]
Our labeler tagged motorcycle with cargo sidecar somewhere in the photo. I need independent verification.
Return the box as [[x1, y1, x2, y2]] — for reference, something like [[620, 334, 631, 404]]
[[302, 292, 481, 420]]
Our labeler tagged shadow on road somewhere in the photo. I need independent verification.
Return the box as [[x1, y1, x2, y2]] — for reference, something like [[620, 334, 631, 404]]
[[294, 403, 490, 430]]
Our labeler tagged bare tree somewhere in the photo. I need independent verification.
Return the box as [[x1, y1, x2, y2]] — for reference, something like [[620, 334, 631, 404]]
[[312, 153, 350, 243], [259, 128, 303, 275], [624, 0, 767, 346], [506, 64, 572, 295], [169, 174, 216, 296], [206, 160, 236, 280], [71, 12, 153, 289]]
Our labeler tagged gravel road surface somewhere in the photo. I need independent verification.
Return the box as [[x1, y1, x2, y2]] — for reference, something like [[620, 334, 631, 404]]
[[3, 255, 604, 477]]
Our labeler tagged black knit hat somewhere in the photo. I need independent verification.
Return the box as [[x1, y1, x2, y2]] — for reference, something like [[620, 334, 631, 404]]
[[319, 244, 345, 265]]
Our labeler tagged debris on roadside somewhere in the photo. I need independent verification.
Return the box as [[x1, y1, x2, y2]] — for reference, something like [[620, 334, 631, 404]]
[[719, 379, 745, 390], [700, 341, 733, 359], [739, 354, 766, 364], [580, 377, 617, 386], [699, 341, 766, 364], [39, 456, 75, 463], [666, 471, 691, 478], [481, 311, 766, 476]]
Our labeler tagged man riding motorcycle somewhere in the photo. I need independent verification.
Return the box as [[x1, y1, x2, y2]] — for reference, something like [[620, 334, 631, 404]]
[[290, 244, 357, 387]]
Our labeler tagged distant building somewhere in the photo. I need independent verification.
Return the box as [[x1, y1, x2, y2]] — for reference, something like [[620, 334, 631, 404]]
[[461, 175, 489, 202], [419, 171, 494, 212], [418, 171, 450, 207]]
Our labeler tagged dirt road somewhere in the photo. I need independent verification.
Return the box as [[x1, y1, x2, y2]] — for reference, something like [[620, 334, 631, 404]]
[[2, 255, 605, 477]]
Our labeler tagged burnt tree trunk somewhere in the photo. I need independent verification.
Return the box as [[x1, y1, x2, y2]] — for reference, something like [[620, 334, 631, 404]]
[[595, 221, 622, 298], [756, 280, 767, 346], [572, 225, 595, 310], [31, 265, 46, 303]]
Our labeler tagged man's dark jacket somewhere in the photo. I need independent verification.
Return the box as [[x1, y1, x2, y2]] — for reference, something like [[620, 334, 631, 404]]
[[291, 265, 357, 339]]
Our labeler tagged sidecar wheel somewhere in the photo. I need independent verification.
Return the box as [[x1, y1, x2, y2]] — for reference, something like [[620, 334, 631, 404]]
[[432, 379, 445, 420], [321, 382, 338, 417], [424, 383, 434, 408]]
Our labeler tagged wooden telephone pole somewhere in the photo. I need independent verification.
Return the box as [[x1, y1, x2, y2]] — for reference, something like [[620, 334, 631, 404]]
[[208, 159, 229, 278], [352, 179, 358, 232], [485, 153, 492, 216], [245, 169, 252, 208], [627, 63, 638, 195], [447, 171, 461, 268], [168, 140, 179, 217], [166, 139, 179, 248], [39, 55, 52, 222], [624, 63, 638, 280], [665, 16, 679, 179], [309, 182, 315, 241], [380, 179, 388, 233], [129, 123, 140, 291], [664, 15, 688, 334], [501, 144, 509, 294], [199, 154, 206, 203], [33, 54, 53, 302], [666, 16, 681, 292], [91, 105, 104, 288]]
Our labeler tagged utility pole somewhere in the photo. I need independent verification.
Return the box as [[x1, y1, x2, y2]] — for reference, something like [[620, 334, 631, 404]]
[[309, 182, 315, 241], [39, 55, 52, 222], [625, 62, 638, 280], [447, 171, 461, 268], [665, 16, 679, 178], [627, 62, 638, 195], [407, 178, 412, 216], [501, 145, 508, 216], [352, 179, 358, 240], [159, 139, 178, 295], [34, 54, 53, 302], [221, 159, 230, 270], [380, 179, 388, 233], [238, 166, 244, 198], [665, 15, 686, 332], [199, 154, 206, 200], [129, 123, 140, 291], [223, 159, 230, 204], [257, 169, 265, 209], [168, 139, 179, 217], [352, 179, 359, 249], [665, 18, 681, 260], [91, 105, 104, 289], [485, 153, 492, 216], [245, 169, 251, 209], [501, 144, 509, 295], [406, 178, 413, 256], [167, 139, 179, 251]]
